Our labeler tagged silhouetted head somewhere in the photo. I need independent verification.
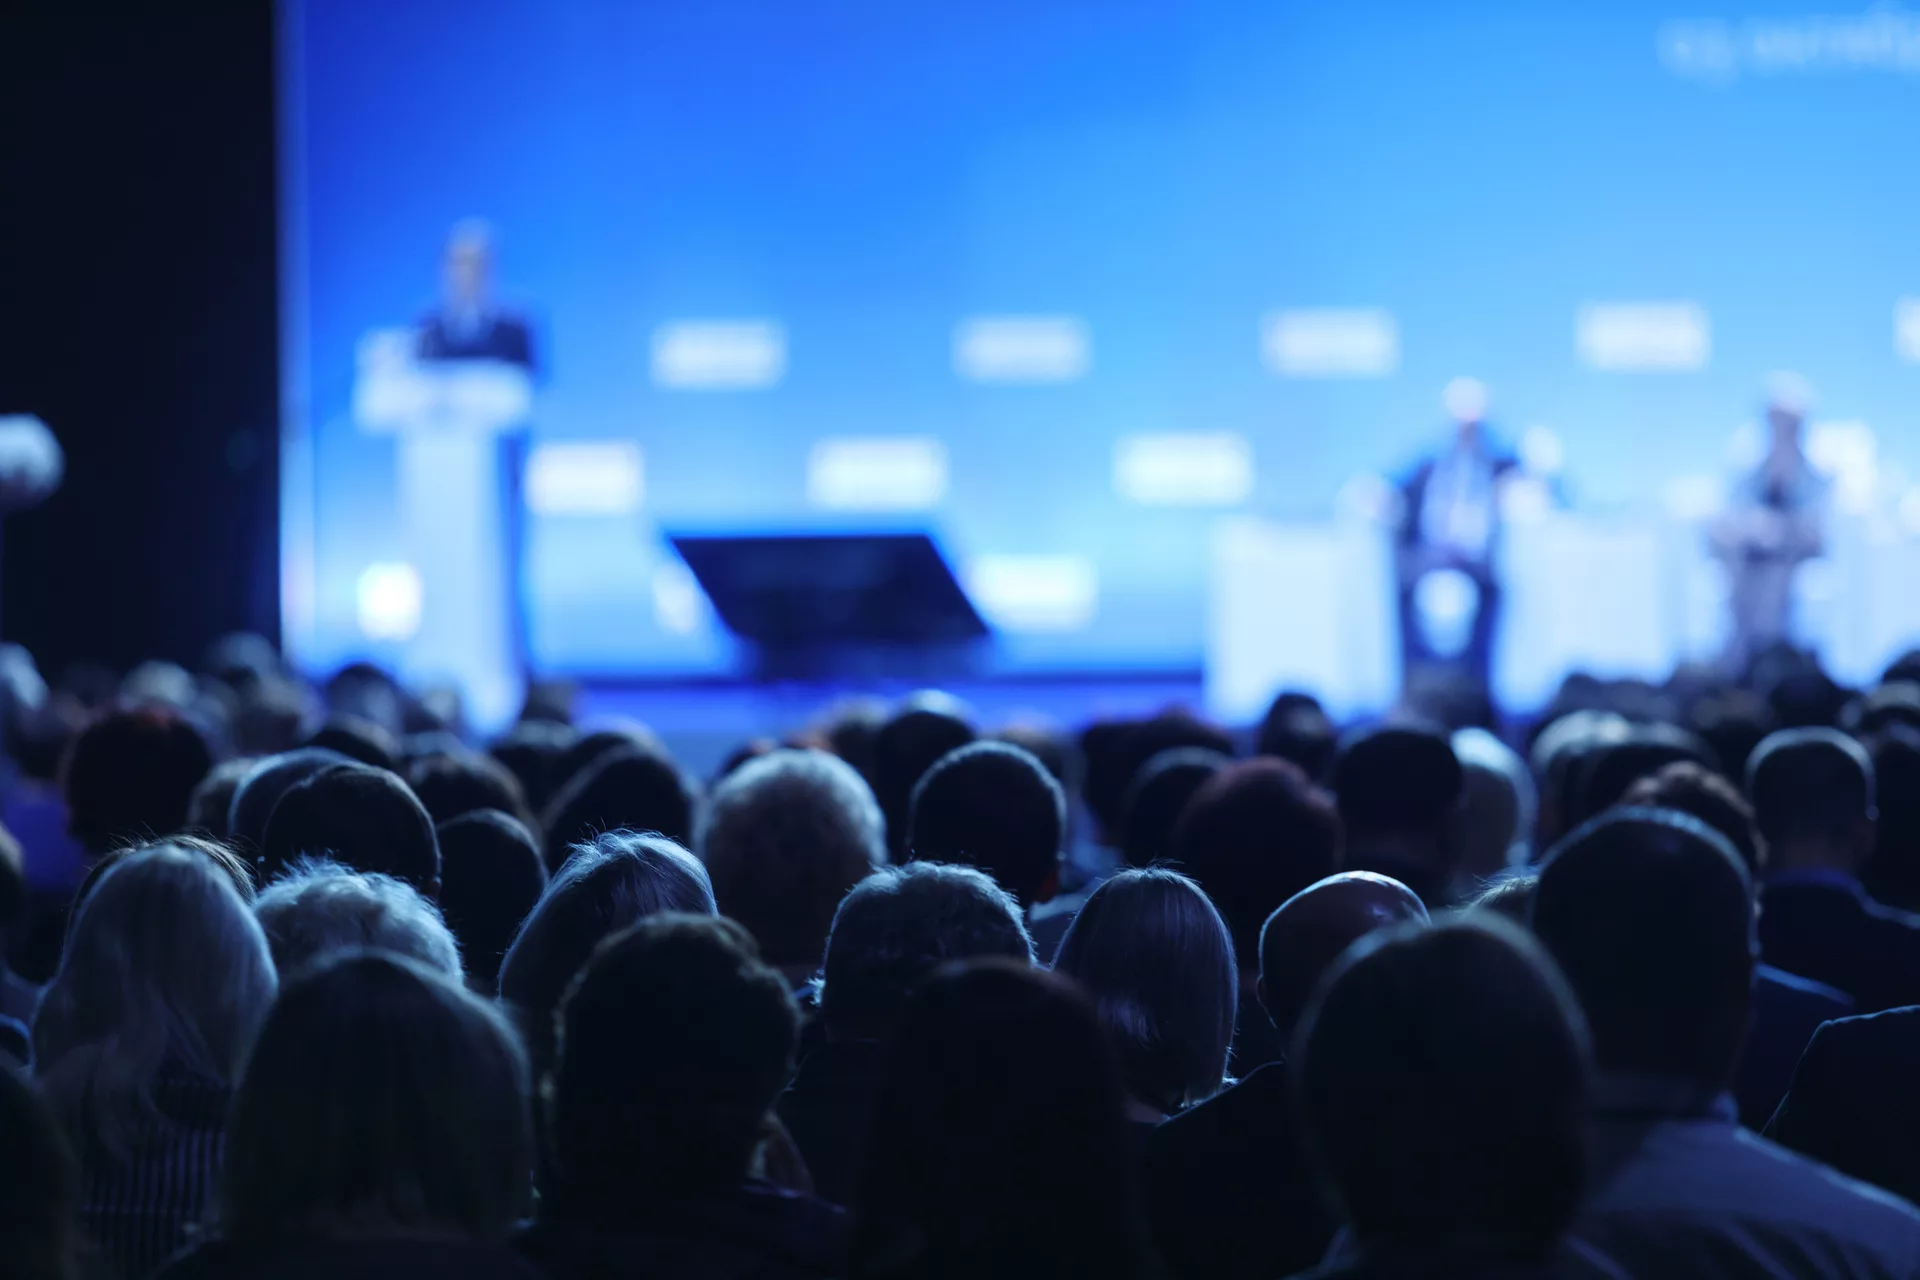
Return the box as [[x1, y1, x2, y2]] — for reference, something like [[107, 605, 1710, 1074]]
[[909, 741, 1064, 906], [222, 950, 531, 1246], [1257, 691, 1338, 780], [1864, 724, 1920, 911], [488, 719, 576, 816], [540, 746, 695, 873], [304, 715, 400, 774], [701, 749, 884, 976], [1566, 727, 1711, 829], [1449, 728, 1534, 885], [259, 763, 441, 897], [1081, 711, 1236, 848], [820, 862, 1033, 1041], [0, 1061, 80, 1280], [1621, 761, 1760, 876], [548, 914, 797, 1205], [1257, 871, 1429, 1045], [1746, 728, 1875, 873], [1053, 868, 1236, 1115], [437, 810, 547, 991], [1173, 758, 1345, 973], [1294, 917, 1590, 1264], [1117, 747, 1229, 869], [253, 859, 462, 980], [226, 748, 353, 858], [1469, 872, 1539, 925], [1330, 725, 1463, 904], [62, 706, 214, 854], [1533, 809, 1755, 1086], [407, 751, 534, 832], [872, 702, 977, 861], [851, 960, 1156, 1280], [186, 757, 255, 843]]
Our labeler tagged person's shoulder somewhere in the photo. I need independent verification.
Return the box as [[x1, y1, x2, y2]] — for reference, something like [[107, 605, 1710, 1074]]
[[1756, 963, 1851, 1011], [1807, 1003, 1920, 1060], [1724, 1128, 1920, 1232], [1151, 1062, 1290, 1150]]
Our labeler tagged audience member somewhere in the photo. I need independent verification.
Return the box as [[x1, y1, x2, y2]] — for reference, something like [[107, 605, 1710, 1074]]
[[1687, 687, 1776, 784], [1563, 725, 1709, 829], [849, 960, 1158, 1280], [1170, 757, 1343, 1071], [225, 747, 351, 857], [258, 762, 442, 897], [871, 699, 976, 861], [1863, 723, 1920, 912], [520, 914, 845, 1280], [1330, 724, 1463, 906], [496, 831, 714, 1075], [1748, 727, 1920, 1012], [1255, 690, 1339, 780], [1470, 870, 1539, 923], [780, 863, 1033, 1205], [0, 1060, 81, 1280], [907, 741, 1064, 907], [702, 750, 885, 986], [1117, 746, 1229, 870], [185, 757, 254, 843], [991, 720, 1073, 788], [436, 810, 546, 991], [552, 724, 665, 794], [1294, 917, 1596, 1279], [1052, 867, 1236, 1127], [539, 745, 695, 873], [1533, 809, 1920, 1272], [407, 750, 535, 832], [487, 719, 575, 817], [62, 706, 214, 854], [1448, 727, 1534, 892], [68, 835, 256, 921], [253, 858, 463, 979], [1085, 711, 1238, 850], [32, 846, 277, 1279], [160, 952, 537, 1280], [304, 714, 401, 774], [1145, 871, 1427, 1280]]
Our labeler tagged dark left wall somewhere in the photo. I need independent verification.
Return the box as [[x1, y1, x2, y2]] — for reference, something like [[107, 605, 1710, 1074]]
[[0, 1, 280, 677]]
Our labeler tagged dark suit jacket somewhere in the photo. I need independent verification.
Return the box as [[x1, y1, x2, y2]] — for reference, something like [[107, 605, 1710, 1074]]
[[1738, 964, 1853, 1129], [1144, 1063, 1333, 1280], [776, 1038, 885, 1208], [517, 1179, 847, 1280], [418, 311, 536, 370], [159, 1238, 543, 1280], [1766, 1005, 1920, 1205], [1758, 876, 1920, 1013]]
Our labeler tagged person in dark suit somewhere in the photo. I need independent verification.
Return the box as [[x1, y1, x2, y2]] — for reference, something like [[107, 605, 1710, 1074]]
[[416, 220, 536, 370], [1393, 377, 1519, 696], [1143, 871, 1427, 1280], [1767, 1006, 1920, 1205], [1749, 728, 1920, 1012]]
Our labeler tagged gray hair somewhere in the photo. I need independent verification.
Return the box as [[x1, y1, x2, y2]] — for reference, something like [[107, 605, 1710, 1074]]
[[255, 858, 463, 980], [700, 749, 885, 968]]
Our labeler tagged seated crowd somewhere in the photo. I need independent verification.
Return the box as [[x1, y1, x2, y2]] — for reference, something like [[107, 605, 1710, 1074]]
[[10, 641, 1920, 1277]]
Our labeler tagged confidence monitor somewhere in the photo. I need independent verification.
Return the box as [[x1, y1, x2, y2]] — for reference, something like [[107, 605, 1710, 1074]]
[[667, 532, 991, 678]]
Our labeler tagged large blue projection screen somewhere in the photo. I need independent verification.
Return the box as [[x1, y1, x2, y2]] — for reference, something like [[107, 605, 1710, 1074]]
[[279, 1, 1920, 705]]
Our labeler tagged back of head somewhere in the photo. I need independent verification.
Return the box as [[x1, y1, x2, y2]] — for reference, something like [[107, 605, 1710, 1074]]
[[254, 860, 462, 980], [553, 724, 664, 795], [539, 746, 694, 873], [1095, 711, 1238, 848], [991, 721, 1072, 789], [187, 757, 256, 842], [1449, 728, 1534, 882], [550, 914, 797, 1203], [1117, 747, 1229, 869], [1746, 727, 1874, 859], [1567, 729, 1710, 829], [1257, 871, 1429, 1044], [33, 846, 277, 1151], [0, 1061, 80, 1280], [1533, 810, 1756, 1083], [1257, 691, 1338, 780], [497, 831, 714, 1073], [305, 715, 401, 773], [223, 951, 531, 1245], [436, 810, 547, 990], [1330, 725, 1463, 901], [1469, 872, 1539, 924], [1295, 918, 1590, 1261], [1864, 724, 1920, 910], [908, 741, 1064, 906], [407, 751, 533, 832], [821, 862, 1034, 1040], [1172, 758, 1344, 972], [1686, 689, 1775, 784], [702, 749, 884, 973], [1053, 868, 1237, 1114], [259, 763, 442, 897], [227, 748, 353, 857], [853, 960, 1152, 1280], [488, 719, 576, 816], [61, 706, 215, 853], [1620, 761, 1760, 875], [872, 704, 977, 860]]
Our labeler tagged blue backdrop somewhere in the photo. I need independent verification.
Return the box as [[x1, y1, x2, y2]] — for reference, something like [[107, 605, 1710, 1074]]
[[279, 0, 1920, 678]]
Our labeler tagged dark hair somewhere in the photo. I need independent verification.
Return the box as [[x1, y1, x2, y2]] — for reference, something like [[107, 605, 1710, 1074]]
[[991, 722, 1073, 788], [1746, 728, 1874, 850], [1294, 917, 1590, 1260], [61, 706, 214, 853], [1331, 724, 1463, 838], [488, 720, 576, 816], [1081, 712, 1236, 847], [222, 951, 531, 1244], [1257, 692, 1338, 780], [851, 961, 1156, 1280], [539, 746, 695, 873], [1052, 868, 1237, 1114], [1172, 758, 1344, 971], [407, 752, 534, 832], [1256, 871, 1429, 1043], [497, 832, 714, 1074], [908, 742, 1064, 906], [69, 835, 256, 927], [1532, 809, 1756, 1083], [304, 715, 400, 774], [553, 725, 664, 794], [253, 859, 462, 979], [821, 862, 1034, 1039], [548, 914, 797, 1203], [259, 763, 441, 897], [1117, 747, 1229, 869], [1864, 724, 1920, 912], [1469, 872, 1539, 924], [0, 1061, 81, 1280], [437, 811, 547, 991], [186, 757, 256, 842], [1621, 761, 1761, 875], [1566, 728, 1711, 829], [873, 703, 977, 861], [1686, 689, 1775, 784], [226, 748, 353, 858], [701, 749, 885, 971]]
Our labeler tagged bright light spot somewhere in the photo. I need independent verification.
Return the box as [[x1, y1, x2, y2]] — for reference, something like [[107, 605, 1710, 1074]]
[[357, 563, 423, 641], [1576, 302, 1710, 371], [1666, 474, 1724, 522], [807, 437, 948, 511], [1518, 426, 1565, 476], [1443, 376, 1489, 422], [1413, 568, 1480, 658], [953, 316, 1090, 383], [964, 554, 1099, 632], [1336, 472, 1396, 524], [651, 559, 706, 636], [526, 441, 644, 516], [651, 321, 786, 390], [1499, 476, 1553, 524], [1260, 309, 1399, 378], [1114, 433, 1254, 507], [1808, 420, 1880, 516]]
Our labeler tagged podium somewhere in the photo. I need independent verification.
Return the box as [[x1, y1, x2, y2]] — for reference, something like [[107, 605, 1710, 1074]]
[[354, 330, 529, 730]]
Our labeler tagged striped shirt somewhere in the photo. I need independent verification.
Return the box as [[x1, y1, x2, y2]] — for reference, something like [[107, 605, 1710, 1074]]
[[74, 1068, 231, 1280]]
